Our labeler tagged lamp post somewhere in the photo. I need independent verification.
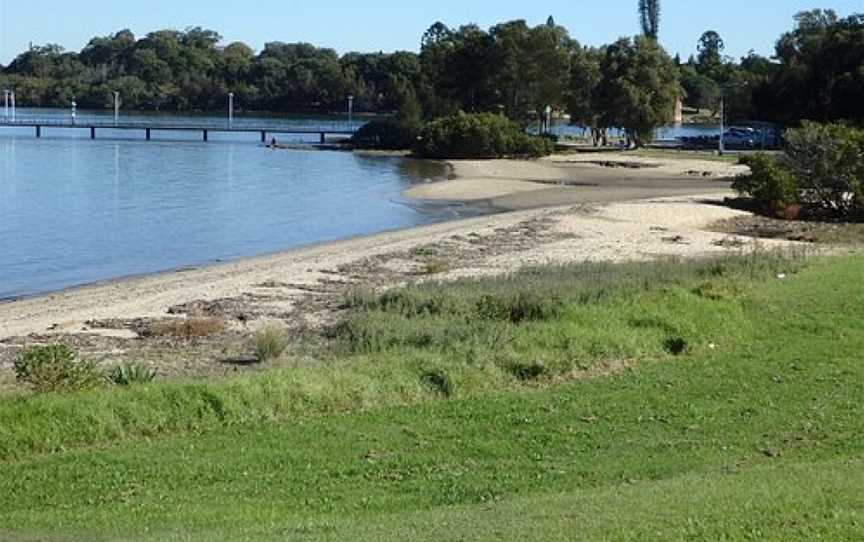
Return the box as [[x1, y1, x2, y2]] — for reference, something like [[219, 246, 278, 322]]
[[718, 82, 748, 156], [71, 99, 77, 124], [718, 92, 725, 156], [544, 105, 553, 135], [3, 90, 8, 121], [228, 92, 234, 128], [113, 92, 120, 125], [347, 94, 354, 132], [10, 91, 15, 122]]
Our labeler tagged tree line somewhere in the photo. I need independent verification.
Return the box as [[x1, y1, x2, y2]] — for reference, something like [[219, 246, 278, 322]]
[[0, 7, 861, 135]]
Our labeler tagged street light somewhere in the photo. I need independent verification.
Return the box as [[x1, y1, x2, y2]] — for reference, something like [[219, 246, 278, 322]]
[[3, 90, 9, 121], [10, 91, 15, 122], [228, 92, 234, 128], [113, 92, 120, 125], [544, 105, 553, 135], [719, 92, 726, 156], [347, 94, 354, 132], [71, 99, 77, 124]]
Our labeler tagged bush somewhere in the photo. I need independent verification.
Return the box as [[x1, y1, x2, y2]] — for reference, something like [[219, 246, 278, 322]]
[[253, 326, 289, 362], [420, 369, 452, 397], [416, 113, 555, 159], [784, 122, 864, 215], [351, 118, 421, 150], [109, 364, 157, 386], [13, 345, 105, 393], [734, 154, 799, 216], [475, 292, 562, 324]]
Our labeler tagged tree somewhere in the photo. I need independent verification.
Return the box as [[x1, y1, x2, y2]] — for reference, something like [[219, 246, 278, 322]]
[[639, 0, 661, 40], [760, 10, 864, 124], [595, 36, 679, 147], [567, 46, 603, 143], [697, 31, 724, 75], [679, 64, 720, 112], [524, 24, 574, 121]]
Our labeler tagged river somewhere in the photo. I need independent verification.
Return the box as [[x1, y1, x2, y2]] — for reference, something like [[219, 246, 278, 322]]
[[0, 110, 469, 300]]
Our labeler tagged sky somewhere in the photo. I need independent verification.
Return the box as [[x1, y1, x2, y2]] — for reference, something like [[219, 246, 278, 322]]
[[1, 0, 861, 65]]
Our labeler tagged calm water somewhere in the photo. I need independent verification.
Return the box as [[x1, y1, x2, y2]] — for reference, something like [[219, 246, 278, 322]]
[[0, 112, 470, 299]]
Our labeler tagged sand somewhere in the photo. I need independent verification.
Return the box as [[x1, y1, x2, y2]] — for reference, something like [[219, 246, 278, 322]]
[[0, 152, 778, 343], [404, 153, 748, 210]]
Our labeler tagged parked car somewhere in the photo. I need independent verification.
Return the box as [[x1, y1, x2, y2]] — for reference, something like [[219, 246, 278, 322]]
[[723, 129, 756, 149]]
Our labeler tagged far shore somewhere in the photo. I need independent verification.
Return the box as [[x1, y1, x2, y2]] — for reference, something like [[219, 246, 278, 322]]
[[0, 151, 787, 378]]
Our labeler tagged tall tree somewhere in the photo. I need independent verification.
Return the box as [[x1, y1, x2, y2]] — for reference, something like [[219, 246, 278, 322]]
[[697, 30, 724, 75], [639, 0, 661, 39], [595, 36, 679, 147]]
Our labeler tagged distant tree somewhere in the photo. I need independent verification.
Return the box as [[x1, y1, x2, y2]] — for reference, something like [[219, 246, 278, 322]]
[[678, 64, 720, 112], [524, 23, 574, 120], [759, 10, 864, 124], [639, 0, 661, 40], [595, 36, 679, 147], [566, 46, 603, 142], [697, 31, 724, 75]]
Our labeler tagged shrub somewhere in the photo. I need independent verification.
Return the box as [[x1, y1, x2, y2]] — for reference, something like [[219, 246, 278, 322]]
[[784, 122, 864, 215], [13, 345, 105, 393], [734, 154, 799, 215], [109, 364, 157, 386], [475, 292, 562, 324], [253, 326, 289, 362], [416, 113, 554, 159], [507, 360, 548, 381], [420, 369, 452, 398], [351, 118, 421, 150]]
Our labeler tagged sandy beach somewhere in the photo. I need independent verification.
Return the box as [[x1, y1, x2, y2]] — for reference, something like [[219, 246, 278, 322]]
[[405, 152, 749, 209], [0, 152, 784, 375]]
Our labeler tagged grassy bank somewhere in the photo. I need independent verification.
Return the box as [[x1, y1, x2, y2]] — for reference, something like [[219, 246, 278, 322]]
[[0, 251, 801, 460], [2, 252, 863, 540]]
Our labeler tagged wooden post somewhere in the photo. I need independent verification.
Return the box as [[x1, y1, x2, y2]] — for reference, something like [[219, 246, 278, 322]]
[[261, 131, 266, 143], [90, 127, 96, 139], [145, 128, 151, 141], [320, 132, 326, 144], [203, 129, 208, 142], [35, 126, 41, 138]]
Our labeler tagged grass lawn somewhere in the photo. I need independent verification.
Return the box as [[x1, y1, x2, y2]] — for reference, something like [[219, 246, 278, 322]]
[[1, 253, 862, 540]]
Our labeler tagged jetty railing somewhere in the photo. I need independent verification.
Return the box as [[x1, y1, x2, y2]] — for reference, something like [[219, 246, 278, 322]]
[[0, 115, 361, 143]]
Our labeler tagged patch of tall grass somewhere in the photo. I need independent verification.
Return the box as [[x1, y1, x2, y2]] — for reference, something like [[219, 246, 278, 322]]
[[0, 250, 808, 461]]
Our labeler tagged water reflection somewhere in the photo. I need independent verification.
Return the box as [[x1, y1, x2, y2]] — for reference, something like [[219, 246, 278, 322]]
[[0, 136, 462, 299]]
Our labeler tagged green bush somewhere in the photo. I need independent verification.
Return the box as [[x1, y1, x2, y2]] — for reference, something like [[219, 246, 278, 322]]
[[416, 113, 554, 159], [784, 122, 864, 215], [13, 345, 105, 393], [734, 154, 799, 215], [475, 292, 562, 324], [734, 123, 864, 219], [253, 326, 289, 362], [351, 118, 421, 150], [109, 364, 157, 387]]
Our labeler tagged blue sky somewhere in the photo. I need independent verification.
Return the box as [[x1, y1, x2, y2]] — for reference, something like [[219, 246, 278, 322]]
[[1, 1, 861, 65]]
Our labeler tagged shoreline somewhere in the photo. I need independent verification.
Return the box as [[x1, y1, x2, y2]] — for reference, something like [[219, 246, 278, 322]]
[[0, 152, 768, 345]]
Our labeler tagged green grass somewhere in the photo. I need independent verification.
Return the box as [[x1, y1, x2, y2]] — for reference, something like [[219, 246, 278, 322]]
[[2, 253, 863, 540]]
